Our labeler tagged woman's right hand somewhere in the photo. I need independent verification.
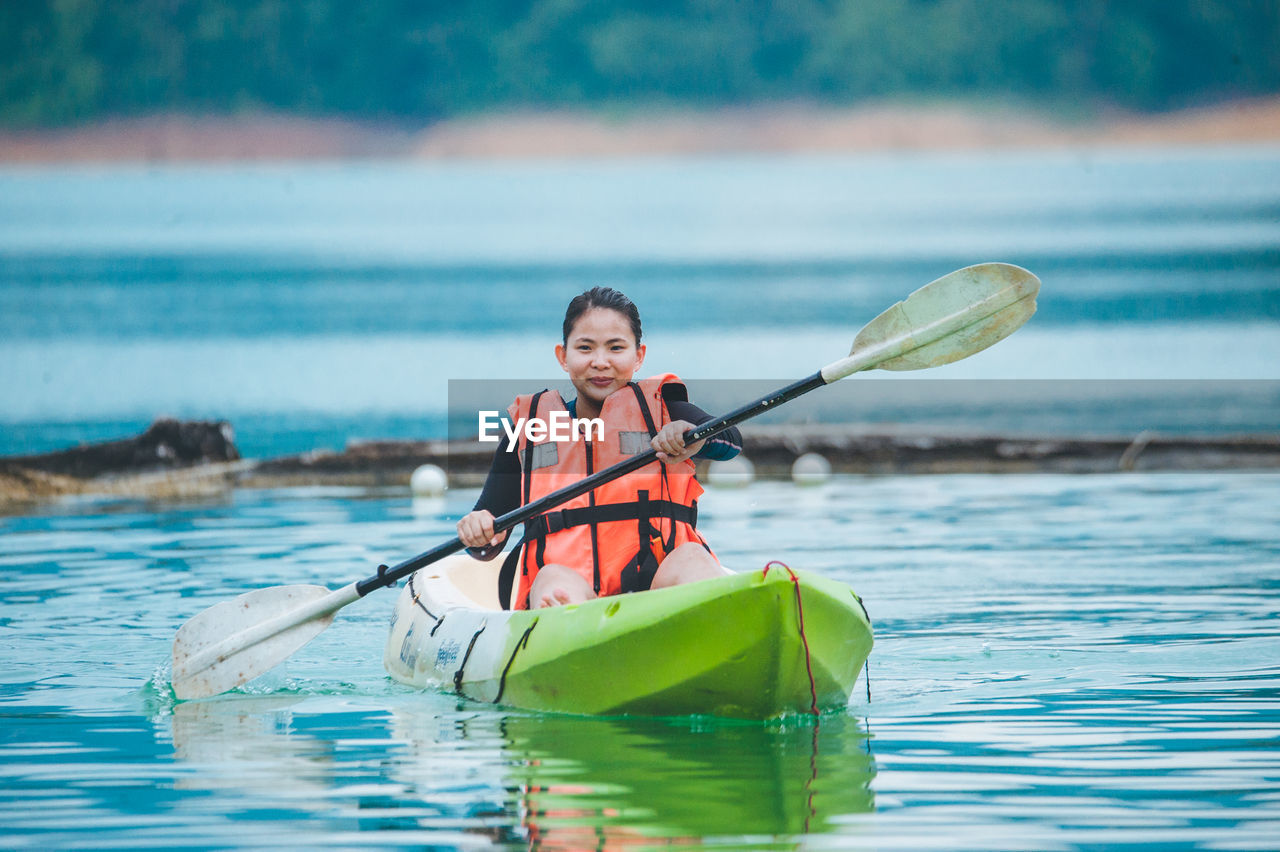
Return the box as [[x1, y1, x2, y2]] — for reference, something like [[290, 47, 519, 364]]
[[458, 509, 506, 549]]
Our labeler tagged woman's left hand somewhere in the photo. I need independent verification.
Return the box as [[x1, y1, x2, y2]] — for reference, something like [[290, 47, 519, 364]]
[[652, 420, 705, 464]]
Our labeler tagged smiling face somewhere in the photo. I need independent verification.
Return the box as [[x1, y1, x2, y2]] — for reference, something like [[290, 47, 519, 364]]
[[555, 307, 646, 419]]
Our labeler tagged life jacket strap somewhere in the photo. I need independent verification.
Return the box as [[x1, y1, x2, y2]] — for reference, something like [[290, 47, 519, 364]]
[[498, 544, 521, 611], [499, 387, 547, 610], [525, 499, 697, 538]]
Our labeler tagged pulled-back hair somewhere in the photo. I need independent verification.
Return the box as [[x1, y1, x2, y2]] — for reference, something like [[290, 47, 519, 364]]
[[562, 287, 643, 345]]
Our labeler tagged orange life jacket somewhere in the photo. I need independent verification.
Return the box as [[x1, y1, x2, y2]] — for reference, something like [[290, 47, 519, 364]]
[[502, 374, 712, 610]]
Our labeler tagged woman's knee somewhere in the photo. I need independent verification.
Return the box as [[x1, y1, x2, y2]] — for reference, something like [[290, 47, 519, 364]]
[[652, 543, 725, 589], [528, 564, 595, 608]]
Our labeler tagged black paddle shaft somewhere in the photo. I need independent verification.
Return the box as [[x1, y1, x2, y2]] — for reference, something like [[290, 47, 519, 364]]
[[355, 371, 827, 597]]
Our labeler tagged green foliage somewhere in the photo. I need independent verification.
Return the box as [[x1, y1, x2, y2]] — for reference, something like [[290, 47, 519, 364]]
[[2, 0, 1278, 127]]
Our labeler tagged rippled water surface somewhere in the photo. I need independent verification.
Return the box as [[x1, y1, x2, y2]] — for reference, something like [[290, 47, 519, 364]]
[[3, 146, 1278, 848], [2, 473, 1278, 849]]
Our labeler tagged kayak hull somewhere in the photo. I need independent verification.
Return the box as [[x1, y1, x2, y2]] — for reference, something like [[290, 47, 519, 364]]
[[383, 555, 872, 720]]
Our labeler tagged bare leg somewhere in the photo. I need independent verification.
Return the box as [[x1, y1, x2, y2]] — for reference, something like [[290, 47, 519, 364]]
[[651, 543, 729, 591], [528, 563, 597, 609]]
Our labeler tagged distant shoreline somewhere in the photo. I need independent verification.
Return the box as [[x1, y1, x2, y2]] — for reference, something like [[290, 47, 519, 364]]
[[3, 98, 1280, 163]]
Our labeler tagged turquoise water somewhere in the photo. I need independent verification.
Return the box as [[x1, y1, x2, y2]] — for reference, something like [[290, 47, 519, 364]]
[[2, 147, 1279, 848], [2, 473, 1278, 849]]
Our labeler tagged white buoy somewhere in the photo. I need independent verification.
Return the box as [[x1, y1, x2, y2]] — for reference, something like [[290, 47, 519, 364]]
[[791, 452, 832, 486], [707, 455, 755, 489], [410, 463, 448, 497]]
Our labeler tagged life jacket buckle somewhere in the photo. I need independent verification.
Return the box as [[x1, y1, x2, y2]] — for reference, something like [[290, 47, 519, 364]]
[[542, 510, 567, 535]]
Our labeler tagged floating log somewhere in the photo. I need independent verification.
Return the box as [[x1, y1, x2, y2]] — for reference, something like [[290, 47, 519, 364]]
[[6, 418, 239, 478], [1, 418, 243, 507]]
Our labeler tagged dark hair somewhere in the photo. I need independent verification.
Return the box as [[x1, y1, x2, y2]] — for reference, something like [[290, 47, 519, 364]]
[[562, 287, 643, 346]]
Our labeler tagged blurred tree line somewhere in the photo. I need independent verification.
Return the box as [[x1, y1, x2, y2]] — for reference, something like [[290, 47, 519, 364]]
[[3, 0, 1278, 127]]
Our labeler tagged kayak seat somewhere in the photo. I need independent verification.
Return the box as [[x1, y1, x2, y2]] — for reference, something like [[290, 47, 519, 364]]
[[443, 557, 503, 610]]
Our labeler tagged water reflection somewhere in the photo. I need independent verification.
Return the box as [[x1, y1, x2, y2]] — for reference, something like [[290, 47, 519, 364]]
[[164, 697, 876, 849], [170, 696, 330, 795], [391, 708, 876, 848]]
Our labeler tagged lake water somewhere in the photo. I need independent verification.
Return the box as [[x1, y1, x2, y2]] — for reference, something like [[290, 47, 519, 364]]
[[2, 474, 1278, 849], [2, 147, 1279, 849]]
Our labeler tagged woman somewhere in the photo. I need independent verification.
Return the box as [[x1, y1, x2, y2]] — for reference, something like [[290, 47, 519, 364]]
[[457, 286, 742, 609]]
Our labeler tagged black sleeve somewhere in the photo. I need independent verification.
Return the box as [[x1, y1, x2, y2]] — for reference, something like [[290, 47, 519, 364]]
[[473, 434, 522, 516], [665, 397, 744, 461]]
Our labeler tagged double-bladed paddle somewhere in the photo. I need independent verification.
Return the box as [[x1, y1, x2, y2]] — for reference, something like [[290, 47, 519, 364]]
[[172, 261, 1040, 699]]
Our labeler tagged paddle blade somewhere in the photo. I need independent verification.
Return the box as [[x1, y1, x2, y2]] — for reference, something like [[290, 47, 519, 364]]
[[171, 584, 343, 700], [834, 262, 1040, 378]]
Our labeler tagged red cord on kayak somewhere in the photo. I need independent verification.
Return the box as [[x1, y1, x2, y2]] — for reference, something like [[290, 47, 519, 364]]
[[763, 560, 819, 718]]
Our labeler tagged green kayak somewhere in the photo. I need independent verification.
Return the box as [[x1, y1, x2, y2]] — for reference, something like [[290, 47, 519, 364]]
[[383, 555, 873, 720]]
